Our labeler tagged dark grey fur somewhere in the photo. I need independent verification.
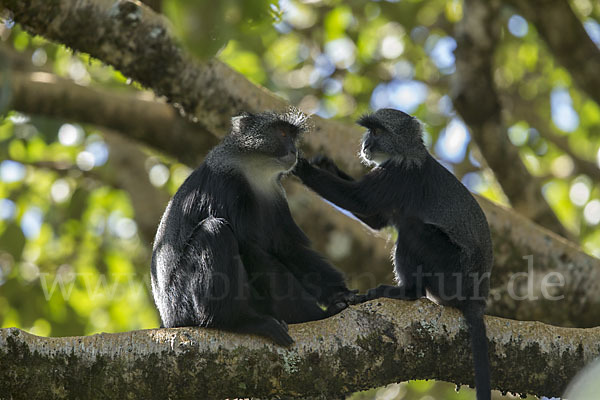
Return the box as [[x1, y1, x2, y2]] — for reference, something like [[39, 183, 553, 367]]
[[294, 108, 493, 399], [151, 109, 354, 346]]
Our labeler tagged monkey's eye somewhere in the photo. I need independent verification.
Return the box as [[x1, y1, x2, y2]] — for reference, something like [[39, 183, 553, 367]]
[[281, 131, 287, 137]]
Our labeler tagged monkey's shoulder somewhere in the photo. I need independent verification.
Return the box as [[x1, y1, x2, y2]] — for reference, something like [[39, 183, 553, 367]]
[[423, 157, 484, 210]]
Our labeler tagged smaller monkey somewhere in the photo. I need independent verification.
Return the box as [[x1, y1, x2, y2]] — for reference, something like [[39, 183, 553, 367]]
[[293, 108, 493, 400], [151, 109, 356, 347]]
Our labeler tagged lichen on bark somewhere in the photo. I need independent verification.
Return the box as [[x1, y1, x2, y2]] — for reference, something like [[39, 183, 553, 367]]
[[1, 299, 599, 399]]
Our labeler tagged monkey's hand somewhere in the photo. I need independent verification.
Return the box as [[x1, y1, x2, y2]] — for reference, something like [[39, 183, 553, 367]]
[[327, 290, 364, 315], [311, 154, 354, 181], [292, 156, 313, 178], [310, 154, 338, 174]]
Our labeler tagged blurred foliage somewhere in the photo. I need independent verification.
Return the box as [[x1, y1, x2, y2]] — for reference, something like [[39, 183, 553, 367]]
[[164, 0, 280, 59], [1, 0, 600, 399]]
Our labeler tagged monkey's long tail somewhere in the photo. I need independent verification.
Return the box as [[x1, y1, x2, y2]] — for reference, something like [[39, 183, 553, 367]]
[[462, 304, 491, 400]]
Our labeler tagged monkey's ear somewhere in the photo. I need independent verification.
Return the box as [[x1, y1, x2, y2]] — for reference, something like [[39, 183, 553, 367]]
[[356, 113, 373, 128], [231, 112, 255, 134], [357, 114, 385, 131]]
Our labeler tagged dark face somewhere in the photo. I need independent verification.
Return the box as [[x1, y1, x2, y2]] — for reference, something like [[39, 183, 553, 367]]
[[266, 122, 301, 171], [357, 108, 424, 166], [359, 125, 393, 166], [230, 111, 307, 173]]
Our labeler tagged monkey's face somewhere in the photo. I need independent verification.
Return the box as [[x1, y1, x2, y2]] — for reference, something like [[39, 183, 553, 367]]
[[229, 110, 310, 174], [360, 127, 394, 166], [230, 112, 305, 175], [265, 122, 301, 172], [357, 108, 424, 167]]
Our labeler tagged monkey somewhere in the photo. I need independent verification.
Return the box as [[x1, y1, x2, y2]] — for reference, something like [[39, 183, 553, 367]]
[[151, 109, 356, 347], [293, 108, 493, 399]]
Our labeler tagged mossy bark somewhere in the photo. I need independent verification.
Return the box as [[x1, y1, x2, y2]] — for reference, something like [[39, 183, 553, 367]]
[[1, 299, 599, 399]]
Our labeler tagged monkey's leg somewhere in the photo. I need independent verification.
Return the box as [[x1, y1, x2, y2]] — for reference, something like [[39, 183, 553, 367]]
[[364, 239, 428, 302], [242, 244, 336, 324], [180, 217, 293, 346], [410, 223, 470, 308], [277, 245, 357, 312]]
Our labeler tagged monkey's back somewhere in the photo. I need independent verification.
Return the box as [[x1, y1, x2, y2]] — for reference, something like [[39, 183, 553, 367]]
[[422, 155, 493, 273], [390, 155, 493, 276]]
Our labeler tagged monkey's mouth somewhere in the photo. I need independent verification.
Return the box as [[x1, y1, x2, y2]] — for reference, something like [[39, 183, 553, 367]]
[[360, 147, 388, 166], [360, 146, 372, 159], [278, 153, 298, 170]]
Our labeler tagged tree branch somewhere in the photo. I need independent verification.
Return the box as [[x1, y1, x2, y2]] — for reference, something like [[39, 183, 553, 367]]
[[8, 70, 218, 166], [1, 299, 598, 398], [453, 0, 571, 239], [501, 92, 600, 182], [506, 0, 600, 107], [478, 197, 600, 328]]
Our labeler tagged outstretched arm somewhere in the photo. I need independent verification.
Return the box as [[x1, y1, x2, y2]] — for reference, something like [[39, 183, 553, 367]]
[[310, 155, 354, 181], [294, 157, 392, 217], [309, 156, 388, 229]]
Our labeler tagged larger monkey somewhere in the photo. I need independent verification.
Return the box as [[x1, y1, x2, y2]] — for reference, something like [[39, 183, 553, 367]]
[[151, 110, 355, 346], [293, 108, 493, 399]]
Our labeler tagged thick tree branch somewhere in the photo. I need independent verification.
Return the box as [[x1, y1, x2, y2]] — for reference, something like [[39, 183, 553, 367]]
[[479, 197, 600, 328], [501, 93, 600, 182], [8, 70, 217, 165], [453, 0, 570, 239], [1, 299, 599, 399], [506, 0, 600, 107]]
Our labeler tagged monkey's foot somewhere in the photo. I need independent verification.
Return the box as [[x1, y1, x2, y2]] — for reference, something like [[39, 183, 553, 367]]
[[245, 317, 293, 347]]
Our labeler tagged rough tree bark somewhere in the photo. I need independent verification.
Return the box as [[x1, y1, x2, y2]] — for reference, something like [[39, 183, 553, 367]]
[[1, 299, 600, 399], [3, 0, 600, 327], [479, 197, 600, 328]]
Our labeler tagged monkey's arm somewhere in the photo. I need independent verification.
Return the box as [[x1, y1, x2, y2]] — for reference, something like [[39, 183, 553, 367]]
[[310, 155, 354, 181], [294, 158, 393, 218], [276, 242, 352, 302], [242, 242, 351, 319], [309, 156, 387, 229]]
